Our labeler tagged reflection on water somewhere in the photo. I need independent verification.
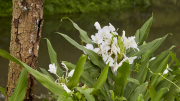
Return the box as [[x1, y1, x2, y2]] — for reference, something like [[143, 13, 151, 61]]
[[0, 5, 180, 100]]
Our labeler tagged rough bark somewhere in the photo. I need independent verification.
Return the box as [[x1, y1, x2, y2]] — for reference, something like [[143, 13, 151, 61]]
[[6, 0, 43, 100]]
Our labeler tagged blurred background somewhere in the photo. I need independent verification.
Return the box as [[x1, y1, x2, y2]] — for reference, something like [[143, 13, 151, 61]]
[[0, 0, 180, 100]]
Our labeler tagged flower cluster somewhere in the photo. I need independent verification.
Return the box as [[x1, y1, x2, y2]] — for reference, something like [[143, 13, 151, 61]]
[[85, 22, 139, 72], [48, 63, 75, 93]]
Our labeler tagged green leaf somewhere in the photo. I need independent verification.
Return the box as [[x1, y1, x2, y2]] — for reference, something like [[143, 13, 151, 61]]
[[67, 54, 87, 89], [149, 54, 170, 88], [61, 17, 93, 44], [57, 91, 69, 101], [136, 94, 144, 101], [125, 51, 149, 100], [0, 86, 6, 97], [0, 49, 65, 95], [58, 33, 106, 69], [135, 16, 153, 45], [127, 78, 140, 85], [164, 81, 180, 101], [62, 61, 76, 70], [45, 38, 63, 77], [40, 67, 55, 82], [62, 61, 95, 87], [148, 86, 157, 100], [9, 69, 28, 101], [42, 98, 49, 101], [115, 61, 129, 97], [93, 63, 109, 89], [128, 34, 168, 58], [80, 71, 95, 87], [129, 82, 148, 101], [146, 46, 174, 80], [169, 51, 180, 66], [77, 87, 95, 101], [152, 88, 168, 101], [155, 75, 175, 91]]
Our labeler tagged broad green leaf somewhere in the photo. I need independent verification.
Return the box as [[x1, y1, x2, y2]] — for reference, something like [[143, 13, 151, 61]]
[[80, 71, 95, 87], [58, 33, 106, 69], [93, 63, 109, 89], [127, 38, 158, 57], [67, 54, 87, 89], [40, 67, 55, 82], [135, 16, 153, 45], [61, 17, 93, 44], [62, 61, 76, 70], [136, 94, 144, 101], [125, 51, 150, 100], [152, 88, 168, 101], [149, 34, 168, 57], [169, 51, 180, 66], [134, 50, 150, 83], [149, 54, 170, 88], [144, 54, 170, 100], [57, 91, 68, 101], [62, 61, 98, 70], [77, 87, 95, 101], [45, 38, 63, 76], [62, 61, 95, 87], [129, 82, 148, 101], [0, 49, 65, 95], [155, 75, 175, 91], [164, 81, 180, 101], [9, 69, 28, 101], [146, 46, 174, 80], [0, 86, 6, 97], [127, 78, 140, 85], [128, 34, 168, 58], [115, 61, 129, 97], [148, 86, 157, 100]]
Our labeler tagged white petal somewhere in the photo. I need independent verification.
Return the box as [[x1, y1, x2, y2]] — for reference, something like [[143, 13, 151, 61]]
[[48, 63, 56, 74], [94, 22, 101, 30], [150, 57, 156, 61], [128, 56, 137, 64], [61, 83, 71, 93], [85, 44, 94, 50], [61, 62, 68, 71], [68, 69, 75, 77], [93, 48, 100, 53], [109, 23, 115, 32]]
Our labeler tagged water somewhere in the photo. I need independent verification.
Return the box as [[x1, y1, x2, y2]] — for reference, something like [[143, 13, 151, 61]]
[[0, 5, 180, 100]]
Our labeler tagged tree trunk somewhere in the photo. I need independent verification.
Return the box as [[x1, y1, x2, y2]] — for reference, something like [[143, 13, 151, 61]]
[[6, 0, 43, 100]]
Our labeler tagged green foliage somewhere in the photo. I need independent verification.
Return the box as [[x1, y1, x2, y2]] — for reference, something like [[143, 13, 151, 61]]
[[8, 69, 28, 101], [67, 54, 87, 89], [46, 38, 64, 77], [0, 86, 6, 97], [0, 15, 180, 101]]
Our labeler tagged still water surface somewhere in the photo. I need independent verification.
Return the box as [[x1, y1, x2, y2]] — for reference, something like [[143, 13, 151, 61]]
[[0, 6, 180, 100]]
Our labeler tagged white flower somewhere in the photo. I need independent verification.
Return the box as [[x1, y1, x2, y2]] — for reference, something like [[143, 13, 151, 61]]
[[150, 57, 156, 61], [109, 23, 115, 32], [48, 63, 56, 74], [163, 64, 169, 74], [60, 83, 71, 93], [68, 69, 75, 77], [127, 56, 137, 64], [61, 62, 68, 71], [124, 36, 139, 51], [94, 22, 101, 30], [106, 56, 114, 67], [91, 34, 103, 44], [85, 44, 94, 50]]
